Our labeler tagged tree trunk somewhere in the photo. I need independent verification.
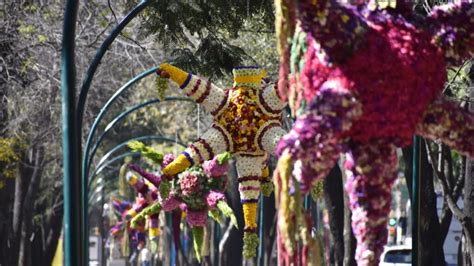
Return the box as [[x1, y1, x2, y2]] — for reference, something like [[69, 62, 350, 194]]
[[343, 173, 357, 266], [461, 63, 474, 265], [43, 201, 63, 265], [402, 144, 446, 265], [419, 141, 446, 265], [18, 147, 44, 266], [323, 166, 344, 266]]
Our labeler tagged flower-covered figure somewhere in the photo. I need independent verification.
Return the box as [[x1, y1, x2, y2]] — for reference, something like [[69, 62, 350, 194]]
[[127, 150, 237, 262], [157, 64, 287, 257], [274, 0, 474, 265], [108, 198, 147, 258]]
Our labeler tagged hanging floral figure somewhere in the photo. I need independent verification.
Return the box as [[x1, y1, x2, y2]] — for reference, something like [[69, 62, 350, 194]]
[[126, 146, 238, 262], [108, 197, 147, 258], [274, 0, 474, 265], [155, 63, 288, 257], [125, 173, 161, 239], [109, 198, 132, 238]]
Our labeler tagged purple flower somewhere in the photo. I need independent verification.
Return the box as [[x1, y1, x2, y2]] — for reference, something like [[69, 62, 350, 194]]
[[186, 210, 207, 227], [128, 163, 162, 187], [202, 156, 229, 177], [161, 154, 176, 168], [161, 196, 180, 211], [206, 190, 225, 209]]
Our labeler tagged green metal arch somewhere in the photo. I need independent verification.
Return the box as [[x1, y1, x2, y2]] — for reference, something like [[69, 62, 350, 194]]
[[82, 66, 158, 181], [77, 0, 153, 127], [95, 135, 187, 172], [88, 135, 187, 185], [85, 97, 193, 176]]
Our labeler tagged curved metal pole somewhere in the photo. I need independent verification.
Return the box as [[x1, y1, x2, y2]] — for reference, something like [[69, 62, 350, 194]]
[[76, 2, 153, 262], [90, 135, 187, 184], [96, 135, 187, 168], [61, 0, 82, 265], [89, 152, 142, 187], [86, 97, 194, 174], [82, 66, 158, 181], [77, 0, 153, 126]]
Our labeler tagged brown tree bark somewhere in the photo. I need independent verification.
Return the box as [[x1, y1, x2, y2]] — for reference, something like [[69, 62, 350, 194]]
[[403, 144, 447, 265], [323, 165, 344, 266], [461, 63, 474, 266], [18, 147, 45, 266], [343, 179, 357, 266]]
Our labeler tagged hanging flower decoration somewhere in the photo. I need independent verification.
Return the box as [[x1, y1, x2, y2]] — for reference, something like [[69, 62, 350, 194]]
[[124, 143, 238, 262], [274, 0, 474, 265], [155, 63, 288, 258], [108, 197, 147, 258]]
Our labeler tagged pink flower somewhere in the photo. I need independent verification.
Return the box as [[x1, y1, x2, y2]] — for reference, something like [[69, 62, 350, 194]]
[[206, 191, 225, 209], [161, 196, 180, 211], [179, 172, 201, 197], [186, 210, 207, 227], [202, 157, 229, 177], [161, 154, 176, 168]]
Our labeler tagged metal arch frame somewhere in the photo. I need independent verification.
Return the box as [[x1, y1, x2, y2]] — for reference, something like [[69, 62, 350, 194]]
[[88, 135, 187, 186], [94, 135, 187, 171], [61, 0, 156, 264], [81, 97, 195, 259], [85, 97, 194, 176], [82, 66, 158, 181]]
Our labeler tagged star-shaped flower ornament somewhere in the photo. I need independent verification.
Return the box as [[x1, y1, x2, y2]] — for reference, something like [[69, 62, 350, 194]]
[[157, 64, 287, 258], [274, 0, 474, 265]]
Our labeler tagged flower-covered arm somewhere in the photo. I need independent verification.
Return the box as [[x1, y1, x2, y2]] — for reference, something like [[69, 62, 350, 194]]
[[259, 84, 287, 116], [427, 2, 474, 66], [159, 63, 228, 115], [126, 171, 158, 202], [123, 196, 149, 220], [416, 97, 474, 159], [162, 124, 230, 176], [297, 0, 367, 64], [130, 202, 161, 229]]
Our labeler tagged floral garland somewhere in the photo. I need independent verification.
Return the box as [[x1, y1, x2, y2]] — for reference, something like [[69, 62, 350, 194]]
[[274, 0, 474, 265], [155, 63, 288, 258]]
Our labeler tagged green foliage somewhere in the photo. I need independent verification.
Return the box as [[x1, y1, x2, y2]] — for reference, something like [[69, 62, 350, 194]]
[[445, 61, 472, 99], [217, 200, 238, 229], [18, 22, 36, 36], [127, 140, 164, 164], [159, 180, 171, 199], [0, 138, 25, 188], [126, 0, 274, 77]]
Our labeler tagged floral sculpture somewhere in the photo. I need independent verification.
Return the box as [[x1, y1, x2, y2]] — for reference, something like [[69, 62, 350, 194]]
[[125, 145, 237, 262], [274, 0, 474, 265], [156, 64, 287, 257], [108, 198, 147, 258]]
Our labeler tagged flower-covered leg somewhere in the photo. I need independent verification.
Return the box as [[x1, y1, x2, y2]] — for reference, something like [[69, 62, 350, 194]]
[[236, 155, 267, 258], [344, 141, 398, 266], [416, 97, 474, 158], [276, 86, 362, 192], [427, 2, 474, 66], [163, 125, 230, 176]]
